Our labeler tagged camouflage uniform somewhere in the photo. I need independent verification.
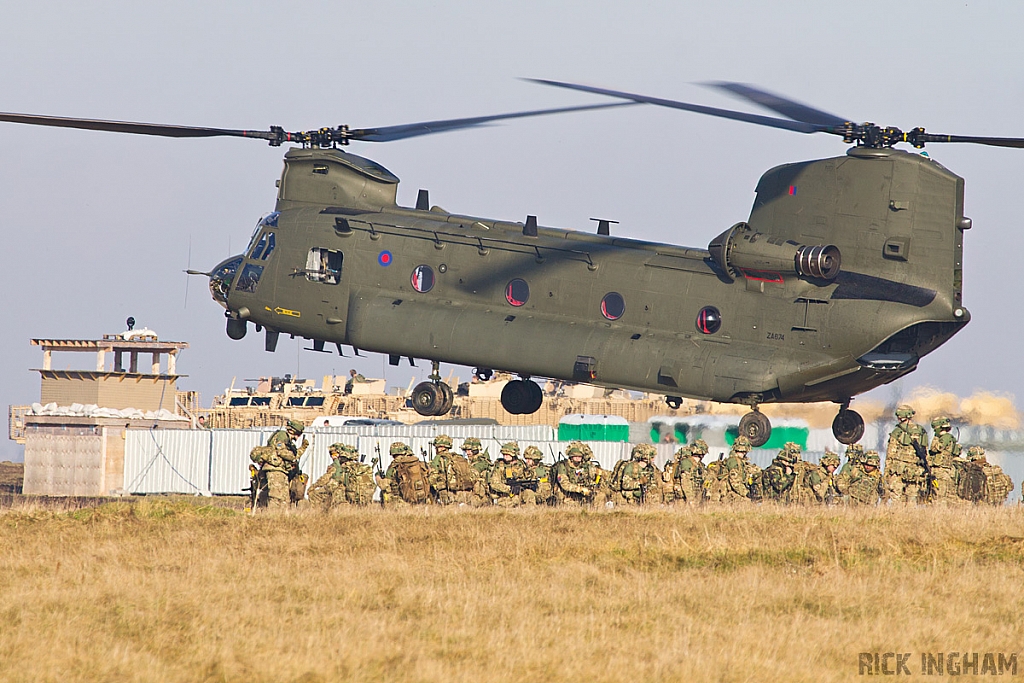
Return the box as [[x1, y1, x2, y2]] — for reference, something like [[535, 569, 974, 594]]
[[661, 446, 681, 504], [833, 444, 865, 499], [307, 442, 347, 511], [790, 448, 828, 506], [552, 441, 601, 507], [376, 442, 430, 507], [721, 436, 760, 503], [884, 405, 928, 503], [762, 446, 797, 502], [959, 446, 1014, 505], [927, 416, 961, 503], [612, 444, 660, 506], [429, 435, 476, 506], [846, 451, 883, 506], [703, 458, 726, 503], [488, 442, 531, 507], [462, 437, 492, 507], [334, 452, 375, 506], [674, 439, 708, 505], [522, 445, 552, 506], [815, 451, 841, 505], [251, 419, 309, 509]]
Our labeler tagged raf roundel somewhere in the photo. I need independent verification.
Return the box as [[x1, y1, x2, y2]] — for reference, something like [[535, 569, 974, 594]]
[[696, 306, 722, 335], [377, 250, 393, 267]]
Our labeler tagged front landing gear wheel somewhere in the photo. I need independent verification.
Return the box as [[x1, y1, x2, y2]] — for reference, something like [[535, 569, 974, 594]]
[[739, 410, 772, 447], [832, 409, 865, 445]]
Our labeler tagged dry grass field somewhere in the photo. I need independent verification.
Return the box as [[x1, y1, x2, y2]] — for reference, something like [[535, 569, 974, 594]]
[[1, 500, 1022, 683]]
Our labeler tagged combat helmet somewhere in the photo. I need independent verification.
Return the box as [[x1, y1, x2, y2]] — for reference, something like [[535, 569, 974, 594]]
[[864, 451, 881, 468], [499, 441, 521, 457], [339, 443, 359, 460], [461, 437, 482, 454], [895, 404, 916, 419], [966, 445, 986, 461], [778, 449, 798, 466], [732, 435, 751, 454], [566, 440, 589, 458], [820, 449, 840, 468], [286, 419, 305, 435], [522, 445, 543, 462], [390, 441, 413, 457], [691, 439, 709, 456], [433, 434, 453, 450], [930, 416, 951, 431], [631, 443, 653, 461]]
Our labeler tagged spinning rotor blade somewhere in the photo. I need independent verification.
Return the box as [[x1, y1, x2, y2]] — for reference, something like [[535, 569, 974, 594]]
[[702, 81, 849, 127], [346, 102, 637, 142], [529, 78, 1024, 150], [0, 101, 636, 148], [525, 78, 832, 134]]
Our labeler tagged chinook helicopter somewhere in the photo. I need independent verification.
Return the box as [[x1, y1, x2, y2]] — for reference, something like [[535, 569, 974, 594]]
[[4, 80, 1019, 446]]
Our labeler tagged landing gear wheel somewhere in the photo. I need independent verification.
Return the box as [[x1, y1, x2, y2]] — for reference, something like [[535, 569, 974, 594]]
[[411, 382, 444, 417], [832, 409, 865, 445], [226, 318, 247, 340], [523, 380, 543, 414], [437, 381, 455, 415], [500, 379, 536, 415], [739, 410, 772, 447]]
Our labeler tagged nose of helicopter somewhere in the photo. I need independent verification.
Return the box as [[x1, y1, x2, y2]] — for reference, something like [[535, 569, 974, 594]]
[[206, 255, 244, 308]]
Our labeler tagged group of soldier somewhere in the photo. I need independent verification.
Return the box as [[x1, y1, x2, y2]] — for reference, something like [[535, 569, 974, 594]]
[[245, 405, 1017, 511]]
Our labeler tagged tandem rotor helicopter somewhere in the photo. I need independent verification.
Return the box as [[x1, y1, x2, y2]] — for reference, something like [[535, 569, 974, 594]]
[[4, 79, 1020, 446]]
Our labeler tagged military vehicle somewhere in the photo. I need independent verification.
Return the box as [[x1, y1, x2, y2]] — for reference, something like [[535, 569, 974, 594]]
[[4, 80, 1017, 445]]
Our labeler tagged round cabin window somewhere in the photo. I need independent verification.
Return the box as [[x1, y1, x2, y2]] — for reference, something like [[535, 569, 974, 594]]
[[505, 279, 529, 307], [696, 306, 722, 334], [601, 292, 625, 320], [411, 265, 435, 293]]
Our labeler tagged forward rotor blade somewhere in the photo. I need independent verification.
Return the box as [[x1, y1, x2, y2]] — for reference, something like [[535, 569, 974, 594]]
[[702, 81, 850, 127], [918, 133, 1024, 148], [346, 101, 638, 142], [0, 111, 278, 142], [526, 78, 833, 134]]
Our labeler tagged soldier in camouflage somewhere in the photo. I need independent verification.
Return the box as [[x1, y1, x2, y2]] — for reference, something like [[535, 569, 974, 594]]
[[721, 436, 761, 503], [762, 444, 797, 502], [462, 436, 493, 506], [834, 444, 865, 499], [960, 446, 1014, 505], [375, 441, 429, 507], [884, 405, 928, 504], [612, 444, 660, 506], [815, 451, 841, 504], [846, 451, 883, 506], [674, 439, 708, 505], [488, 441, 531, 507], [251, 419, 309, 509], [333, 444, 375, 507], [428, 434, 476, 506], [522, 445, 552, 506], [552, 441, 601, 506], [661, 445, 683, 504], [927, 416, 961, 504], [306, 442, 347, 511]]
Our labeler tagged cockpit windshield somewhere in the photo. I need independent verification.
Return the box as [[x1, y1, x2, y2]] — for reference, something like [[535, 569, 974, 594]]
[[246, 212, 280, 253]]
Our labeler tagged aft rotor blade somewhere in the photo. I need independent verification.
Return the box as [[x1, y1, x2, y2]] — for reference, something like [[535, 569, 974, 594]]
[[526, 78, 833, 134], [346, 101, 639, 142], [0, 112, 279, 142], [703, 81, 850, 127]]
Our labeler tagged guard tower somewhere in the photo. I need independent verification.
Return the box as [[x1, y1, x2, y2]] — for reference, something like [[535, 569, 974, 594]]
[[18, 329, 192, 496], [32, 331, 188, 412]]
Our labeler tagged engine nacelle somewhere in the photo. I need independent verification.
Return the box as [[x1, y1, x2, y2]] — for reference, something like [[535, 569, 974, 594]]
[[708, 222, 841, 282]]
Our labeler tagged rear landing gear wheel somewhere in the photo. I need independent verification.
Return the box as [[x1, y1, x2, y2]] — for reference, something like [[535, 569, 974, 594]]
[[438, 380, 455, 415], [832, 409, 865, 445], [739, 410, 772, 447], [412, 381, 455, 417], [500, 379, 543, 415]]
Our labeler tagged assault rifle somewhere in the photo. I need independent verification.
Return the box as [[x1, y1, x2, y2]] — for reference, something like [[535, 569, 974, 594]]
[[507, 477, 540, 495], [372, 443, 386, 508]]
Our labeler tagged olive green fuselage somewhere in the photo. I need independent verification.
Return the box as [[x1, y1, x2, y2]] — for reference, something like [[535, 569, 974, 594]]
[[221, 145, 970, 406]]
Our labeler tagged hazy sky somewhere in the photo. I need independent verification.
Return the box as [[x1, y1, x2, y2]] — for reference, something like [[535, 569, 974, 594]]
[[2, 1, 1023, 460]]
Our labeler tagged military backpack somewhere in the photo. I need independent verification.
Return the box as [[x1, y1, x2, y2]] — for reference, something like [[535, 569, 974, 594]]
[[957, 462, 988, 502], [392, 457, 431, 504], [343, 463, 376, 505], [447, 454, 477, 492]]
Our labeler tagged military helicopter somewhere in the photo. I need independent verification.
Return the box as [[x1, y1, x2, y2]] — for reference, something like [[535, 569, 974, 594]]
[[4, 80, 1020, 446]]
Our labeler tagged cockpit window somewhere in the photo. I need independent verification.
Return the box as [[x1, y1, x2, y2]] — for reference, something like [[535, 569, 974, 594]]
[[305, 248, 343, 285], [249, 231, 277, 260], [236, 264, 264, 293]]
